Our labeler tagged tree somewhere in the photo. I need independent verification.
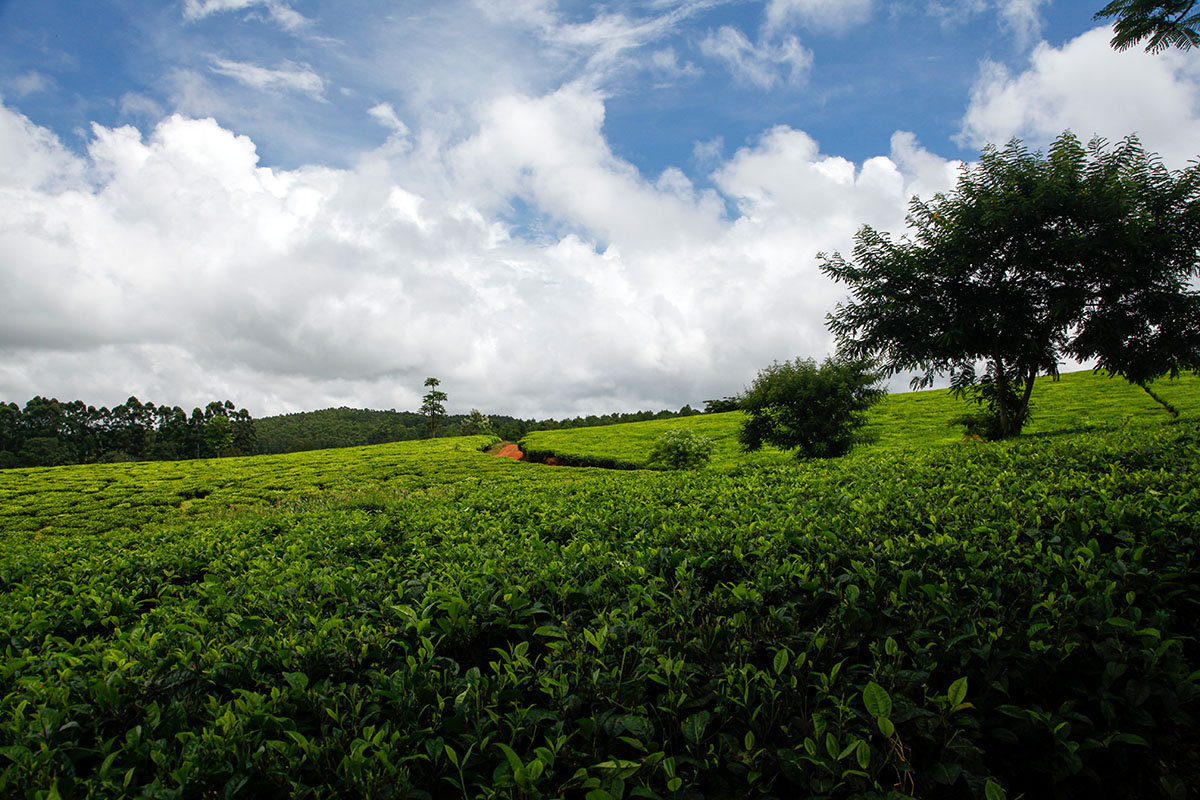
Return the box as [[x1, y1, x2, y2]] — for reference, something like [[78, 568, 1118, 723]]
[[1095, 1, 1200, 52], [704, 396, 743, 413], [739, 356, 884, 459], [420, 377, 448, 438], [460, 408, 493, 437], [821, 132, 1200, 439], [204, 414, 234, 456]]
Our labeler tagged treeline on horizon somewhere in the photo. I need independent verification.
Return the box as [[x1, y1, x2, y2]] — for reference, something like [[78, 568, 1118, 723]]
[[254, 404, 705, 454], [0, 396, 257, 469], [0, 395, 711, 466]]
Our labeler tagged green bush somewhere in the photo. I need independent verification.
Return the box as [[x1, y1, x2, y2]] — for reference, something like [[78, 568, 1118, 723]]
[[647, 427, 716, 469], [739, 356, 885, 458]]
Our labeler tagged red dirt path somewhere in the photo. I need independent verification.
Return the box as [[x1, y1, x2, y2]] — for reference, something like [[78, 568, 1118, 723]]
[[493, 443, 524, 460], [490, 442, 559, 465]]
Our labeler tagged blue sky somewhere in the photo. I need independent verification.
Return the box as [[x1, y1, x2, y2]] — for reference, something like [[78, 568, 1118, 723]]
[[2, 1, 1199, 418]]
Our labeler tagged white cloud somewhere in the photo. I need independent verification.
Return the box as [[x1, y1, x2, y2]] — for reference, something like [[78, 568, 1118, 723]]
[[925, 0, 988, 28], [119, 92, 165, 123], [5, 71, 53, 99], [470, 0, 722, 91], [649, 48, 703, 82], [367, 103, 411, 146], [183, 0, 308, 30], [0, 96, 958, 417], [700, 26, 813, 89], [960, 26, 1200, 167], [997, 0, 1049, 44], [764, 0, 873, 33], [210, 58, 325, 98]]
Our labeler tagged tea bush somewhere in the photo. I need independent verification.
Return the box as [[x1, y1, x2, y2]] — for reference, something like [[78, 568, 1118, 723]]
[[647, 428, 716, 470], [1, 397, 1199, 798]]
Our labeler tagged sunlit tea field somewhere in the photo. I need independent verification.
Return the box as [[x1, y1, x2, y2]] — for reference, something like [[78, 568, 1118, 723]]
[[2, 372, 1198, 799]]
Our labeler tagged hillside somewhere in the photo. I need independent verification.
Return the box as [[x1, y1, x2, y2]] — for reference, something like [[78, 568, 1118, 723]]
[[1, 373, 1199, 798], [519, 369, 1200, 468], [255, 406, 704, 455]]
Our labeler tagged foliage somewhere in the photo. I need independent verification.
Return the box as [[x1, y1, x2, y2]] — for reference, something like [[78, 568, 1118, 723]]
[[253, 406, 709, 456], [420, 377, 448, 438], [646, 427, 716, 469], [738, 356, 885, 459], [461, 408, 494, 437], [2, 410, 1200, 797], [704, 396, 743, 413], [0, 395, 255, 468], [255, 407, 432, 453], [822, 132, 1200, 439], [518, 370, 1200, 467], [1095, 0, 1200, 51]]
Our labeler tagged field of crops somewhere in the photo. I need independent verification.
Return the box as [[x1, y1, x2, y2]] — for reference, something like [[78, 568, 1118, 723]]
[[519, 370, 1200, 469], [2, 374, 1199, 799]]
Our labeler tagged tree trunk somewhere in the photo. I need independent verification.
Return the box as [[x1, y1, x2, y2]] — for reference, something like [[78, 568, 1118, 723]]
[[1016, 368, 1037, 435], [992, 354, 1011, 438]]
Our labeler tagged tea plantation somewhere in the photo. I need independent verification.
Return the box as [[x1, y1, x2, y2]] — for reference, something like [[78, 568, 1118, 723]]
[[2, 372, 1199, 799]]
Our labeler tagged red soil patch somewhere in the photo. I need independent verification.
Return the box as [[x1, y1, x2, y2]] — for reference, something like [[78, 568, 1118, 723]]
[[493, 443, 524, 460], [490, 442, 559, 465]]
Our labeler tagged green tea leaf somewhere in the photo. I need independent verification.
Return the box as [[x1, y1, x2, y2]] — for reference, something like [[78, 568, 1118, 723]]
[[948, 676, 968, 708], [682, 711, 710, 745], [863, 681, 892, 719]]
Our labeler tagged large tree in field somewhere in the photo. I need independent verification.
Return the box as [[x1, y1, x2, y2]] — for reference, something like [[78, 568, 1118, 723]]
[[820, 132, 1200, 439], [1095, 1, 1200, 52]]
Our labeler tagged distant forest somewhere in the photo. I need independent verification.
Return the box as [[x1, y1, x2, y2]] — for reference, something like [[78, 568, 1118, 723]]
[[255, 405, 704, 454], [0, 397, 256, 468], [0, 396, 707, 466]]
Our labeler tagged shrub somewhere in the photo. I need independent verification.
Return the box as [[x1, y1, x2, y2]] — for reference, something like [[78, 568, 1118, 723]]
[[648, 428, 716, 469], [739, 356, 885, 459]]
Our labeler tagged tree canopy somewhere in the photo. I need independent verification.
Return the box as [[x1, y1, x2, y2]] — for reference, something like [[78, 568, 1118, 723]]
[[1095, 0, 1200, 52], [738, 356, 885, 458], [820, 132, 1200, 438], [0, 396, 256, 468], [420, 377, 448, 438]]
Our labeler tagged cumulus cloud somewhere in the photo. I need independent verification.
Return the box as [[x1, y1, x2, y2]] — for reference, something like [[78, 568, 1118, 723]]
[[0, 94, 965, 417], [210, 58, 325, 98], [960, 26, 1200, 167], [764, 0, 873, 33], [700, 26, 813, 89]]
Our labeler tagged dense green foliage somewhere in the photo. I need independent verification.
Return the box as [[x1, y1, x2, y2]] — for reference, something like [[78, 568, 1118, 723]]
[[0, 397, 256, 469], [254, 408, 434, 454], [822, 132, 1200, 439], [646, 428, 716, 470], [1095, 0, 1200, 51], [256, 407, 705, 455], [461, 410, 494, 437], [522, 370, 1200, 469], [2, 373, 1199, 798], [738, 357, 885, 459]]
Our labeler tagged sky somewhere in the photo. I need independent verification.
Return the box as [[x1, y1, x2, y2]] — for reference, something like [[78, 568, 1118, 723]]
[[2, 0, 1200, 420]]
